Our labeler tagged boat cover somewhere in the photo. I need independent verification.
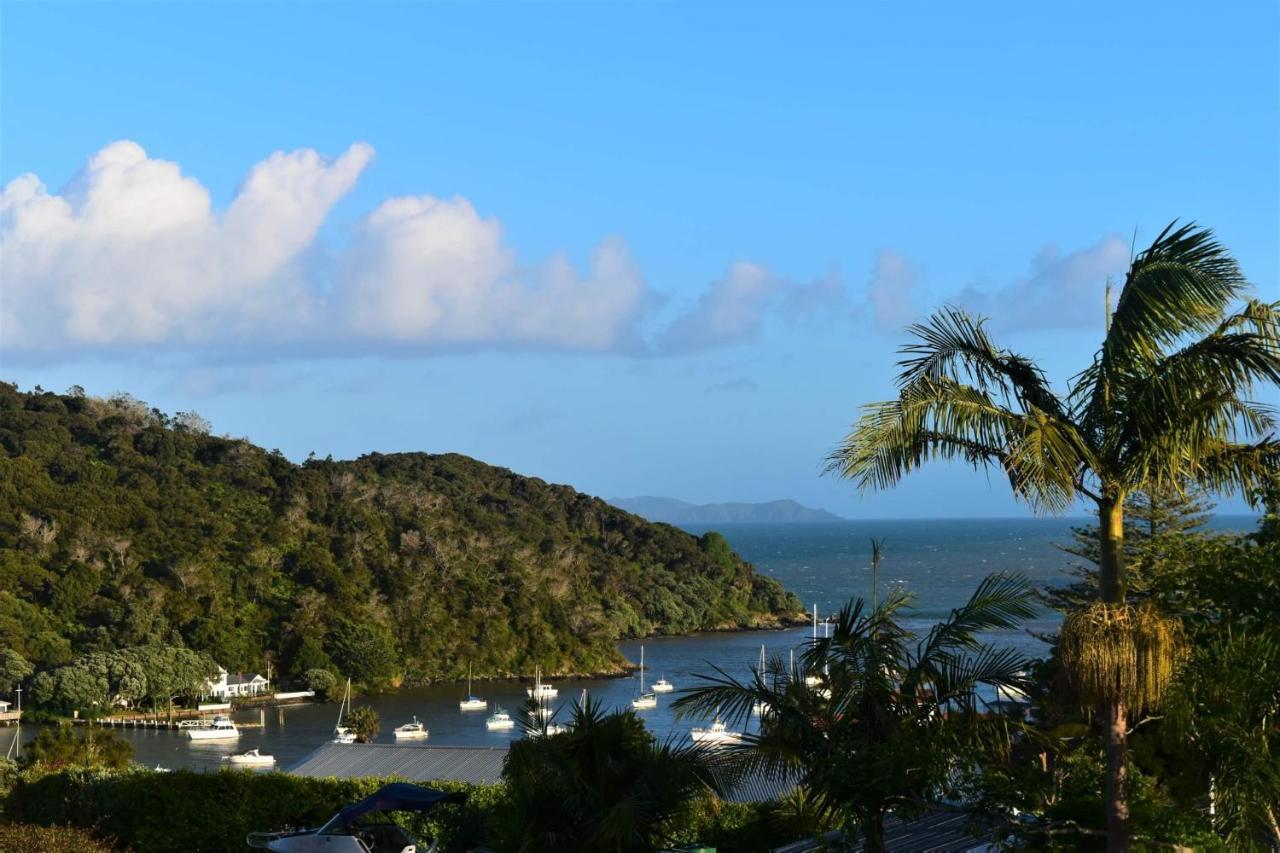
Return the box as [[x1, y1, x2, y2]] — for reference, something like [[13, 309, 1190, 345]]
[[333, 783, 466, 828]]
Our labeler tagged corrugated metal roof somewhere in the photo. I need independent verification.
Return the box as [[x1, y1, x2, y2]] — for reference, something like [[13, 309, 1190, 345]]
[[773, 811, 999, 853], [286, 743, 799, 803], [287, 743, 509, 784]]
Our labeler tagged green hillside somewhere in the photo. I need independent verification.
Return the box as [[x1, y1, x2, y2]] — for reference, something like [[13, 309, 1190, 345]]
[[0, 384, 802, 683]]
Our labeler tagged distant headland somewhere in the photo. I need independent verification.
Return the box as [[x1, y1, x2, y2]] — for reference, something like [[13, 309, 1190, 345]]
[[610, 496, 846, 525]]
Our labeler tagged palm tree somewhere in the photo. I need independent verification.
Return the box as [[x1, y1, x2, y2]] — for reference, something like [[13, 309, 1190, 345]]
[[674, 573, 1037, 852], [500, 694, 729, 852], [825, 221, 1280, 850]]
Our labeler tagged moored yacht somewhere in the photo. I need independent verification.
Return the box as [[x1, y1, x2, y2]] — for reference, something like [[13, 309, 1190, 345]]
[[186, 715, 239, 740], [332, 679, 356, 743], [652, 674, 674, 693], [526, 666, 558, 700], [690, 717, 742, 747], [631, 646, 657, 710], [485, 706, 515, 731], [459, 663, 487, 711], [226, 747, 275, 766], [393, 716, 429, 740]]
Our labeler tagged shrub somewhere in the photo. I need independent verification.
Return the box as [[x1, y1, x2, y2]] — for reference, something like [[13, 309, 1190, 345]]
[[0, 822, 117, 852], [2, 767, 501, 853]]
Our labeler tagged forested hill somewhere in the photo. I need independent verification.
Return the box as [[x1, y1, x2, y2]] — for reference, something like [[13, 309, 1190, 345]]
[[0, 385, 802, 684]]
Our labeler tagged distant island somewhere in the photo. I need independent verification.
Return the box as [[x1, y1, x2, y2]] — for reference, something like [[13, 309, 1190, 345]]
[[611, 496, 845, 525]]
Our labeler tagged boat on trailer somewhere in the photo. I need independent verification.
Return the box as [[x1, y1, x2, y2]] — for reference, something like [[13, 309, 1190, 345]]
[[248, 783, 466, 852]]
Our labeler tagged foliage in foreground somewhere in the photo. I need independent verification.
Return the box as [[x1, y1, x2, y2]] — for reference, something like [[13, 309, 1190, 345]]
[[0, 382, 801, 693], [1, 765, 783, 853], [674, 572, 1038, 853], [500, 695, 731, 851], [0, 821, 117, 853], [826, 220, 1280, 849], [20, 725, 134, 771]]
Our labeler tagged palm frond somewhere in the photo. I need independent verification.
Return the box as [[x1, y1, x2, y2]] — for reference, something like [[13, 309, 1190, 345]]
[[898, 307, 1067, 417]]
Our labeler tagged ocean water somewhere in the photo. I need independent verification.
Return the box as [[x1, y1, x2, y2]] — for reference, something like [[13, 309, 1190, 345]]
[[9, 516, 1258, 771]]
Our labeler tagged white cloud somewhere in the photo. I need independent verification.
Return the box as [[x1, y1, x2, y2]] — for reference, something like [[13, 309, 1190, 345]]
[[949, 236, 1131, 329], [659, 263, 845, 354], [1, 140, 841, 360], [340, 196, 646, 351], [864, 250, 920, 333], [1, 141, 372, 350]]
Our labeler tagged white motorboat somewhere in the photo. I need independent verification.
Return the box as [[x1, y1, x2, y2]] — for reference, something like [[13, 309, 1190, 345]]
[[186, 715, 239, 740], [393, 716, 429, 740], [459, 663, 487, 711], [248, 782, 464, 852], [226, 748, 276, 767], [652, 675, 674, 693], [528, 703, 553, 720], [332, 679, 356, 743], [631, 646, 657, 710], [526, 666, 558, 700], [690, 717, 743, 747], [485, 707, 515, 730], [531, 723, 568, 737]]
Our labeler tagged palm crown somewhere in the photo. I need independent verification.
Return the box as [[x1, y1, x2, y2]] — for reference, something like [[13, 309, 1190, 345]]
[[827, 222, 1279, 598]]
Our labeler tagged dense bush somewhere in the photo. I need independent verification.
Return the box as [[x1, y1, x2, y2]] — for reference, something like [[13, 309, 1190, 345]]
[[0, 384, 802, 690], [1, 767, 775, 852], [3, 768, 504, 853]]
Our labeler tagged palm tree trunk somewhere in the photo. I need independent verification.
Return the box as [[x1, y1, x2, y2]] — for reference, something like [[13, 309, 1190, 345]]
[[1098, 496, 1130, 852], [862, 811, 886, 853]]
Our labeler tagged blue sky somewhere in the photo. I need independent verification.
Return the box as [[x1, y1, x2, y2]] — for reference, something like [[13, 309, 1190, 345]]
[[1, 1, 1276, 518]]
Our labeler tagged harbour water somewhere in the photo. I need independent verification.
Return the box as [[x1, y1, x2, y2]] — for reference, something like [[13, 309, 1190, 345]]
[[8, 516, 1258, 771]]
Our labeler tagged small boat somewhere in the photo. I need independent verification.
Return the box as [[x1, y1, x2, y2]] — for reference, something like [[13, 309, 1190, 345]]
[[485, 707, 515, 731], [459, 663, 487, 711], [631, 646, 657, 710], [186, 715, 239, 740], [690, 717, 743, 747], [393, 716, 429, 740], [248, 782, 465, 852], [526, 666, 558, 700], [531, 723, 568, 737], [652, 674, 674, 693], [226, 748, 276, 767], [332, 679, 356, 743], [528, 704, 553, 720]]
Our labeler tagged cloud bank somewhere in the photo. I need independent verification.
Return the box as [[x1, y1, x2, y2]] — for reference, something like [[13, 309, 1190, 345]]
[[1, 141, 849, 360]]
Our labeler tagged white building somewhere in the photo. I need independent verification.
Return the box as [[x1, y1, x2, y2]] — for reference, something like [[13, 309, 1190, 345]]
[[0, 700, 10, 713], [205, 666, 269, 699], [226, 672, 269, 697]]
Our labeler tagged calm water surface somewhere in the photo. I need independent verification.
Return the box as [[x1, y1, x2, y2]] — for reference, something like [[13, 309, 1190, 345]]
[[9, 516, 1257, 771]]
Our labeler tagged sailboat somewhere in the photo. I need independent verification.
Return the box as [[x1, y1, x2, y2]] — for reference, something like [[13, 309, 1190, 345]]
[[526, 666, 558, 700], [804, 604, 822, 688], [331, 679, 356, 743], [752, 645, 769, 716], [631, 646, 657, 710], [459, 663, 487, 711]]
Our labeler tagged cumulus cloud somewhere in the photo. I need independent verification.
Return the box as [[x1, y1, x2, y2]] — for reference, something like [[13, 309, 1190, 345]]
[[1, 141, 373, 349], [1, 141, 851, 360], [0, 141, 650, 356], [659, 263, 844, 354], [949, 236, 1131, 330]]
